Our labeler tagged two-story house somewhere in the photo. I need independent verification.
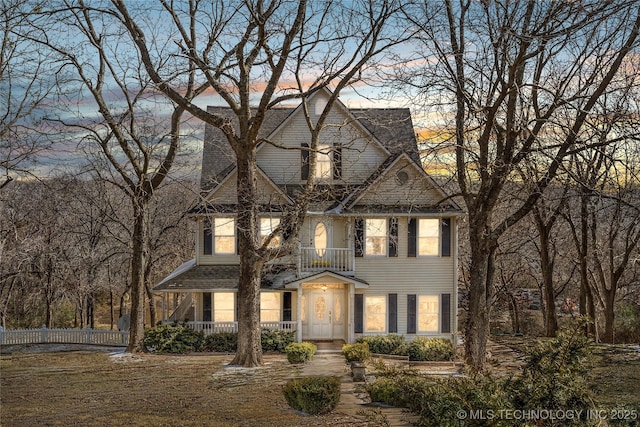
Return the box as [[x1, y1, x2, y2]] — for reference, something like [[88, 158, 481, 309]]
[[153, 88, 463, 345]]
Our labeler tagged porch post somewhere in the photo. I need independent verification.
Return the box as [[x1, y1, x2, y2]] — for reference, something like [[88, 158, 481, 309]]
[[297, 286, 303, 342], [161, 294, 166, 322]]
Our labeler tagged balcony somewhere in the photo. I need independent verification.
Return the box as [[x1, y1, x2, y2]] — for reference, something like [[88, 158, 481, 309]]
[[298, 246, 354, 274]]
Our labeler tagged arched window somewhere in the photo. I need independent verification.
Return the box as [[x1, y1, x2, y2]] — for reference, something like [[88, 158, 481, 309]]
[[314, 222, 327, 256]]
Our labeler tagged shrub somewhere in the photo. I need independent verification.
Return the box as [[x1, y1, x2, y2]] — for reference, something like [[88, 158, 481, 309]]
[[202, 332, 237, 352], [406, 337, 454, 361], [356, 334, 406, 355], [261, 329, 296, 352], [282, 376, 341, 415], [342, 342, 371, 362], [285, 342, 317, 364], [509, 320, 594, 415], [144, 323, 203, 353]]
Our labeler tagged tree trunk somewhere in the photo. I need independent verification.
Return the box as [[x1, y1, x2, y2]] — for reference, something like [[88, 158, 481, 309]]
[[230, 148, 265, 367], [464, 221, 497, 371], [145, 283, 156, 328], [602, 286, 616, 343], [539, 239, 558, 337], [126, 201, 149, 353]]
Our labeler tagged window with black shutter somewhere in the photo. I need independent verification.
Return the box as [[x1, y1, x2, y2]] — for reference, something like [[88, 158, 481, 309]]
[[388, 217, 398, 257], [441, 218, 451, 257], [283, 292, 292, 322], [204, 218, 213, 255], [332, 144, 342, 179], [354, 218, 364, 257], [441, 293, 451, 333], [301, 142, 309, 180], [388, 293, 397, 333], [407, 294, 417, 334], [408, 218, 417, 257], [355, 294, 364, 333]]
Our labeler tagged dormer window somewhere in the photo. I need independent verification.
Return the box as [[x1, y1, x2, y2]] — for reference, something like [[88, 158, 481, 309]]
[[260, 217, 281, 248], [301, 142, 342, 180]]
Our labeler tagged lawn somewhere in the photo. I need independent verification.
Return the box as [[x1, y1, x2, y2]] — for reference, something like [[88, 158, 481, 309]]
[[0, 346, 364, 427]]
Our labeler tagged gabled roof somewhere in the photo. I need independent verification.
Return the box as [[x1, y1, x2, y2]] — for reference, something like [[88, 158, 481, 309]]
[[200, 103, 419, 192]]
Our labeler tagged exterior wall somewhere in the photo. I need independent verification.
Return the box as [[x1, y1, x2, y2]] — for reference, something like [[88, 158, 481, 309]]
[[354, 216, 457, 339], [205, 170, 290, 205], [257, 92, 388, 185], [355, 157, 443, 206], [192, 290, 298, 322]]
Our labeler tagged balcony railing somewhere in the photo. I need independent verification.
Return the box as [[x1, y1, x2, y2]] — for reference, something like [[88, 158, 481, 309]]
[[298, 246, 354, 274], [185, 321, 297, 336]]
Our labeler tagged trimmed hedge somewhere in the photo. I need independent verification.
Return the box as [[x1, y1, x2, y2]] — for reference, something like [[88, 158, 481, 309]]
[[357, 334, 407, 355], [285, 342, 317, 364], [144, 325, 295, 354], [143, 323, 204, 353], [282, 376, 341, 415], [406, 337, 454, 361], [342, 342, 371, 362]]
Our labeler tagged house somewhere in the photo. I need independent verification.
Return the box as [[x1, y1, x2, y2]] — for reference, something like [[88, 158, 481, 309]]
[[153, 88, 463, 345]]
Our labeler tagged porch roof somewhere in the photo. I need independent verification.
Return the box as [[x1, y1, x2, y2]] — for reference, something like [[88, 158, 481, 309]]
[[153, 260, 299, 292], [283, 270, 370, 289]]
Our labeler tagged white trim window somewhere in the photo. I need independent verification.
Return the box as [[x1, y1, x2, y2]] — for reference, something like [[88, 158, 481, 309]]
[[365, 295, 386, 333], [417, 295, 439, 333], [418, 218, 439, 256], [214, 217, 236, 254], [365, 218, 387, 256], [260, 217, 281, 248], [260, 293, 281, 322], [315, 143, 332, 179], [213, 292, 235, 322]]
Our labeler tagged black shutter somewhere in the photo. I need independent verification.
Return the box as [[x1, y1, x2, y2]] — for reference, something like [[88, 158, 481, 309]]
[[283, 292, 292, 321], [388, 217, 398, 257], [203, 292, 212, 322], [441, 293, 451, 333], [355, 294, 364, 333], [407, 294, 417, 334], [442, 218, 451, 257], [204, 218, 213, 255], [354, 218, 364, 257], [408, 218, 417, 257], [301, 142, 309, 180], [388, 293, 397, 333], [332, 144, 342, 179]]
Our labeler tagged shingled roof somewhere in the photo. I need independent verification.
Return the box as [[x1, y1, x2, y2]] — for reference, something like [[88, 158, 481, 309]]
[[200, 105, 419, 192]]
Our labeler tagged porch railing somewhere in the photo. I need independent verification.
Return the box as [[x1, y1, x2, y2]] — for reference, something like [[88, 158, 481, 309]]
[[185, 321, 297, 336], [298, 246, 354, 274]]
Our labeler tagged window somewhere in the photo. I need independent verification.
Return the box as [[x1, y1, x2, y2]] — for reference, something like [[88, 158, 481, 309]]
[[204, 217, 236, 255], [260, 293, 281, 322], [418, 295, 439, 333], [365, 218, 387, 256], [314, 222, 327, 256], [260, 217, 280, 248], [315, 143, 332, 179], [365, 295, 386, 332], [213, 292, 235, 322], [418, 219, 439, 256]]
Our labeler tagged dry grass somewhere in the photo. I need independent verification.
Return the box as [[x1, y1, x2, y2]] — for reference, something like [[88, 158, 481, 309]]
[[0, 346, 367, 427]]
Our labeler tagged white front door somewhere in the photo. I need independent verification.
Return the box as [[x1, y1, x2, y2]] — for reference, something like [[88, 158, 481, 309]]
[[307, 289, 345, 340]]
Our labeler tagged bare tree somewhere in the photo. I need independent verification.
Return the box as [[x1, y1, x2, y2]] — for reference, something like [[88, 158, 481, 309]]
[[26, 1, 208, 352], [106, 0, 408, 366], [400, 0, 640, 370]]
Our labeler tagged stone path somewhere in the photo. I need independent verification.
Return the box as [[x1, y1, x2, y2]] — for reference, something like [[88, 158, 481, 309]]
[[301, 352, 418, 426]]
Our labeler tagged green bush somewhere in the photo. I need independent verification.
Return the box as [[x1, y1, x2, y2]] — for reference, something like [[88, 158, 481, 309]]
[[406, 337, 454, 361], [342, 342, 371, 362], [615, 304, 640, 343], [285, 342, 317, 363], [144, 323, 204, 353], [202, 332, 238, 352], [261, 329, 296, 352], [357, 334, 406, 355], [282, 376, 341, 415]]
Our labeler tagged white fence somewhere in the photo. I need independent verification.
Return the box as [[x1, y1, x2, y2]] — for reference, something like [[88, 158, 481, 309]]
[[0, 327, 129, 346]]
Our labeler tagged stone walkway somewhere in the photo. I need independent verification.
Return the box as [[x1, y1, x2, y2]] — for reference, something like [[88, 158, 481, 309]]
[[301, 352, 418, 426]]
